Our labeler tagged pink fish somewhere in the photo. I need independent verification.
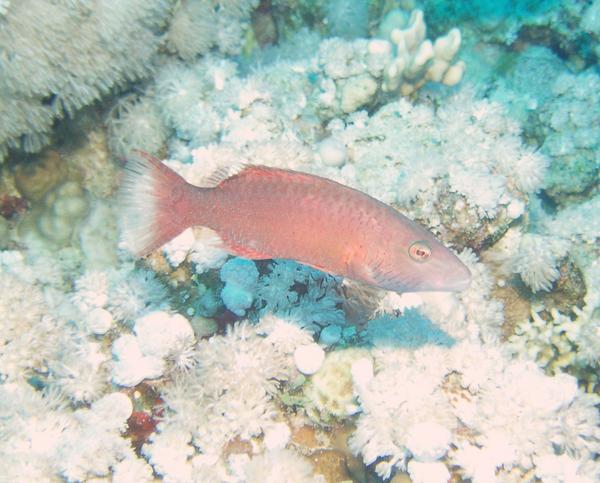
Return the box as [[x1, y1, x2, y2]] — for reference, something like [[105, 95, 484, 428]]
[[120, 152, 471, 292]]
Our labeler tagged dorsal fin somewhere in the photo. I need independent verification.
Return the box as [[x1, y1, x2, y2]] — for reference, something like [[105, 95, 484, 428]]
[[199, 163, 336, 189], [200, 164, 299, 188], [197, 163, 249, 188]]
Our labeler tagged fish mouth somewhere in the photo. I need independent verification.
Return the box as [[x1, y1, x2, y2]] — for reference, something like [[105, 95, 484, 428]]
[[447, 271, 472, 291], [444, 264, 472, 291], [424, 263, 472, 292]]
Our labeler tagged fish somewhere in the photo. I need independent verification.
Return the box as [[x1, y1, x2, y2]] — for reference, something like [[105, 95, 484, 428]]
[[119, 152, 471, 292]]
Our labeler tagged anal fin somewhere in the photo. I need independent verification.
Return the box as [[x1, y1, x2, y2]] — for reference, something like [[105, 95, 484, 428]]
[[219, 233, 272, 260]]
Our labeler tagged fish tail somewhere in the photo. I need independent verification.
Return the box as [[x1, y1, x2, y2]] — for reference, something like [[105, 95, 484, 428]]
[[119, 151, 198, 257]]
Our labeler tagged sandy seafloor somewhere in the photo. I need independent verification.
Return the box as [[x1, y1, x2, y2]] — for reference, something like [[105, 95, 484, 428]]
[[0, 1, 599, 482]]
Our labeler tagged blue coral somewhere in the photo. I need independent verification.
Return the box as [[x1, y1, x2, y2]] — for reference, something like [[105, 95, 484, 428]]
[[220, 257, 259, 316]]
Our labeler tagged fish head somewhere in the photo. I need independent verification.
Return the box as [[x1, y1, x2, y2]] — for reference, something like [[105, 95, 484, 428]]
[[369, 215, 472, 293]]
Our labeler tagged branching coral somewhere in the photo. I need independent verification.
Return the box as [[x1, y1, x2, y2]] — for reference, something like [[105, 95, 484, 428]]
[[510, 260, 600, 384], [314, 8, 465, 115]]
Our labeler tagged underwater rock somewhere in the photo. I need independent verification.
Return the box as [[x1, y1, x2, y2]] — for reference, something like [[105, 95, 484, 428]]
[[14, 150, 66, 202], [536, 70, 600, 202], [304, 349, 370, 422], [65, 128, 120, 198], [20, 180, 89, 249], [0, 217, 9, 249], [432, 189, 517, 250], [252, 3, 278, 47], [190, 315, 219, 339], [79, 200, 119, 269], [0, 195, 28, 221], [325, 0, 369, 39]]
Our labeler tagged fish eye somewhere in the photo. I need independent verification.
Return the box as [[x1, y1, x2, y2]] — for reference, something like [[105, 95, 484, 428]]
[[408, 241, 431, 263]]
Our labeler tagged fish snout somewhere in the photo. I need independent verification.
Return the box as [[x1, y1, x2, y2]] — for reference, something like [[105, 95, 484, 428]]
[[445, 262, 472, 291]]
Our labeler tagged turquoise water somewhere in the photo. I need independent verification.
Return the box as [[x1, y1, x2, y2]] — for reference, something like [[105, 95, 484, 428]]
[[0, 1, 598, 481]]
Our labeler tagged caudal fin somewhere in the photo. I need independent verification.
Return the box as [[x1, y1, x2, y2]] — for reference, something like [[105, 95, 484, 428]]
[[119, 151, 196, 257]]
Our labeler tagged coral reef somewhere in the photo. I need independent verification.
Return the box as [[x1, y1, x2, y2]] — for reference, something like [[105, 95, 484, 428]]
[[327, 91, 546, 249], [1, 1, 599, 482]]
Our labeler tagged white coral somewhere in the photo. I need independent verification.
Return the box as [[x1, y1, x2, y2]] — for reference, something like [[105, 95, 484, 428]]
[[0, 384, 136, 481], [349, 337, 600, 481], [331, 90, 545, 223], [112, 311, 195, 387], [349, 347, 457, 479], [142, 425, 194, 481], [0, 272, 59, 380], [0, 0, 173, 160], [47, 337, 111, 403], [106, 94, 168, 159], [56, 392, 134, 481], [240, 449, 324, 483], [166, 0, 217, 60], [382, 10, 465, 96], [512, 233, 569, 292], [107, 268, 170, 323], [144, 318, 309, 476]]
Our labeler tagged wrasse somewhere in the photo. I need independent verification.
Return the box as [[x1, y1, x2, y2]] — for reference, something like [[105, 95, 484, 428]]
[[120, 152, 471, 292]]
